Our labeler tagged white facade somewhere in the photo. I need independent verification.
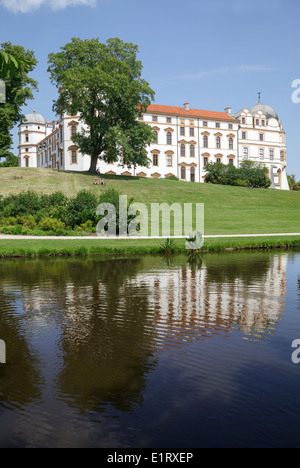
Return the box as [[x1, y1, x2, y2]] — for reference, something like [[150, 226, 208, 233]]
[[235, 101, 289, 190], [18, 100, 289, 190]]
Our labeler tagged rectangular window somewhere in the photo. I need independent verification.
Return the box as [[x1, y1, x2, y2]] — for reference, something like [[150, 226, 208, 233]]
[[25, 158, 29, 168], [138, 116, 143, 121], [216, 123, 220, 128], [216, 158, 221, 164], [190, 127, 194, 137], [228, 124, 233, 129], [259, 148, 264, 160], [167, 155, 172, 167], [166, 117, 171, 124], [25, 134, 29, 142], [242, 118, 246, 124], [71, 150, 77, 164], [259, 133, 264, 141], [203, 121, 208, 127], [190, 145, 195, 157], [269, 149, 274, 161], [203, 157, 208, 167], [242, 132, 246, 140], [243, 147, 249, 159], [256, 119, 259, 126], [152, 116, 158, 122], [280, 151, 285, 161], [229, 159, 234, 165], [262, 120, 265, 126], [180, 127, 185, 136], [153, 154, 158, 166]]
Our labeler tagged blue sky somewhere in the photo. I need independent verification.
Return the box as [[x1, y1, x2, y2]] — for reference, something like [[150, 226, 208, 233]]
[[1, 0, 300, 176]]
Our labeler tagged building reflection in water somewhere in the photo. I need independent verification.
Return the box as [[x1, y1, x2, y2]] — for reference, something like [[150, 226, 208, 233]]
[[0, 252, 288, 420]]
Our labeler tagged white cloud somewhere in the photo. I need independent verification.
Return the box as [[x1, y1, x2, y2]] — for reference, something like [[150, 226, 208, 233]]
[[0, 0, 96, 13]]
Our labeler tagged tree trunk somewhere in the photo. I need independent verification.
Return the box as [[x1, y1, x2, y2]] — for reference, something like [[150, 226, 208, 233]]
[[89, 154, 98, 173]]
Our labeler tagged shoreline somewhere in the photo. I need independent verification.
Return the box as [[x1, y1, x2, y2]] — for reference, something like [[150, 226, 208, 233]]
[[0, 234, 300, 258]]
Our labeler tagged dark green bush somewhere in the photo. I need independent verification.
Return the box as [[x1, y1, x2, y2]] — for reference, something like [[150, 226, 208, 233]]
[[205, 161, 271, 188], [65, 190, 99, 228]]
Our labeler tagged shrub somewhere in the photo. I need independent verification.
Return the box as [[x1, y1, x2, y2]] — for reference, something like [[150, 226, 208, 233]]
[[98, 188, 135, 235], [40, 191, 68, 208], [65, 190, 99, 228], [0, 216, 17, 226], [77, 220, 94, 233], [236, 179, 248, 187], [17, 215, 37, 230], [38, 217, 66, 232], [1, 191, 42, 217], [160, 238, 176, 253]]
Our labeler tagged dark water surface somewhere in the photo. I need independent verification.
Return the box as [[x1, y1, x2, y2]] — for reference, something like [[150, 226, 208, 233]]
[[0, 251, 300, 448]]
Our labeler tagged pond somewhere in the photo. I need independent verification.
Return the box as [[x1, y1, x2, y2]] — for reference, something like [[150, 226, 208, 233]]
[[0, 251, 300, 448]]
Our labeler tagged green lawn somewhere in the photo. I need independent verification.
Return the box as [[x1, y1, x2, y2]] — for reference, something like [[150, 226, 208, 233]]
[[0, 167, 300, 235], [0, 235, 299, 258]]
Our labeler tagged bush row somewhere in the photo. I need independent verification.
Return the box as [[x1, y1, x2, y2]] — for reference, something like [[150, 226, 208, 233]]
[[204, 161, 271, 188], [0, 189, 119, 234]]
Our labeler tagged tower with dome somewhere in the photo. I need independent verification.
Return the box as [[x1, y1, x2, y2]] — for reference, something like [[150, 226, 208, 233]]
[[18, 110, 53, 168], [234, 95, 289, 190]]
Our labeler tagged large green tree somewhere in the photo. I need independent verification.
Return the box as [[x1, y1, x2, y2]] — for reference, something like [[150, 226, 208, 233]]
[[0, 43, 38, 159], [48, 37, 155, 173]]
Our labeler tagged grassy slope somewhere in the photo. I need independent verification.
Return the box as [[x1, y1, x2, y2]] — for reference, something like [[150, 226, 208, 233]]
[[1, 167, 300, 236]]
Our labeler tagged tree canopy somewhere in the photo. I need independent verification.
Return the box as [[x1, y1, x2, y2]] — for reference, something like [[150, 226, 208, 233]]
[[0, 43, 38, 160], [47, 37, 155, 173], [0, 49, 34, 80]]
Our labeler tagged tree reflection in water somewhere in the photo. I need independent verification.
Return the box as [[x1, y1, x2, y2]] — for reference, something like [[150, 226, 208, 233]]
[[0, 252, 288, 419]]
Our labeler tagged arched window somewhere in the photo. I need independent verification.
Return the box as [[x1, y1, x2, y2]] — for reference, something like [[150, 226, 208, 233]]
[[203, 135, 208, 148], [190, 144, 195, 157], [181, 144, 186, 157], [167, 132, 172, 145], [181, 166, 186, 180], [229, 138, 233, 150], [153, 131, 158, 144], [216, 137, 221, 149]]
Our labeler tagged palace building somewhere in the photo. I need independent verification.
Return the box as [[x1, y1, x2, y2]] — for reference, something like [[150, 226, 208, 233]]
[[18, 97, 289, 190]]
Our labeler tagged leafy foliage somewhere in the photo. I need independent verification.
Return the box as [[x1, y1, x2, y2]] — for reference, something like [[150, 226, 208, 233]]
[[0, 153, 18, 167], [160, 238, 176, 253], [0, 49, 34, 79], [98, 188, 136, 235], [205, 161, 271, 188], [48, 37, 155, 172], [287, 174, 300, 191], [0, 189, 135, 236], [0, 43, 38, 159]]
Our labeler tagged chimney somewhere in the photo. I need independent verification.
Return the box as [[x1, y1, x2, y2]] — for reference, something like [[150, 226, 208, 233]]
[[224, 107, 232, 114], [183, 103, 190, 110]]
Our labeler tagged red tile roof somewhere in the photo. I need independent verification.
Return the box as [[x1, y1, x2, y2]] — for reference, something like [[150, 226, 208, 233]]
[[146, 104, 238, 122]]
